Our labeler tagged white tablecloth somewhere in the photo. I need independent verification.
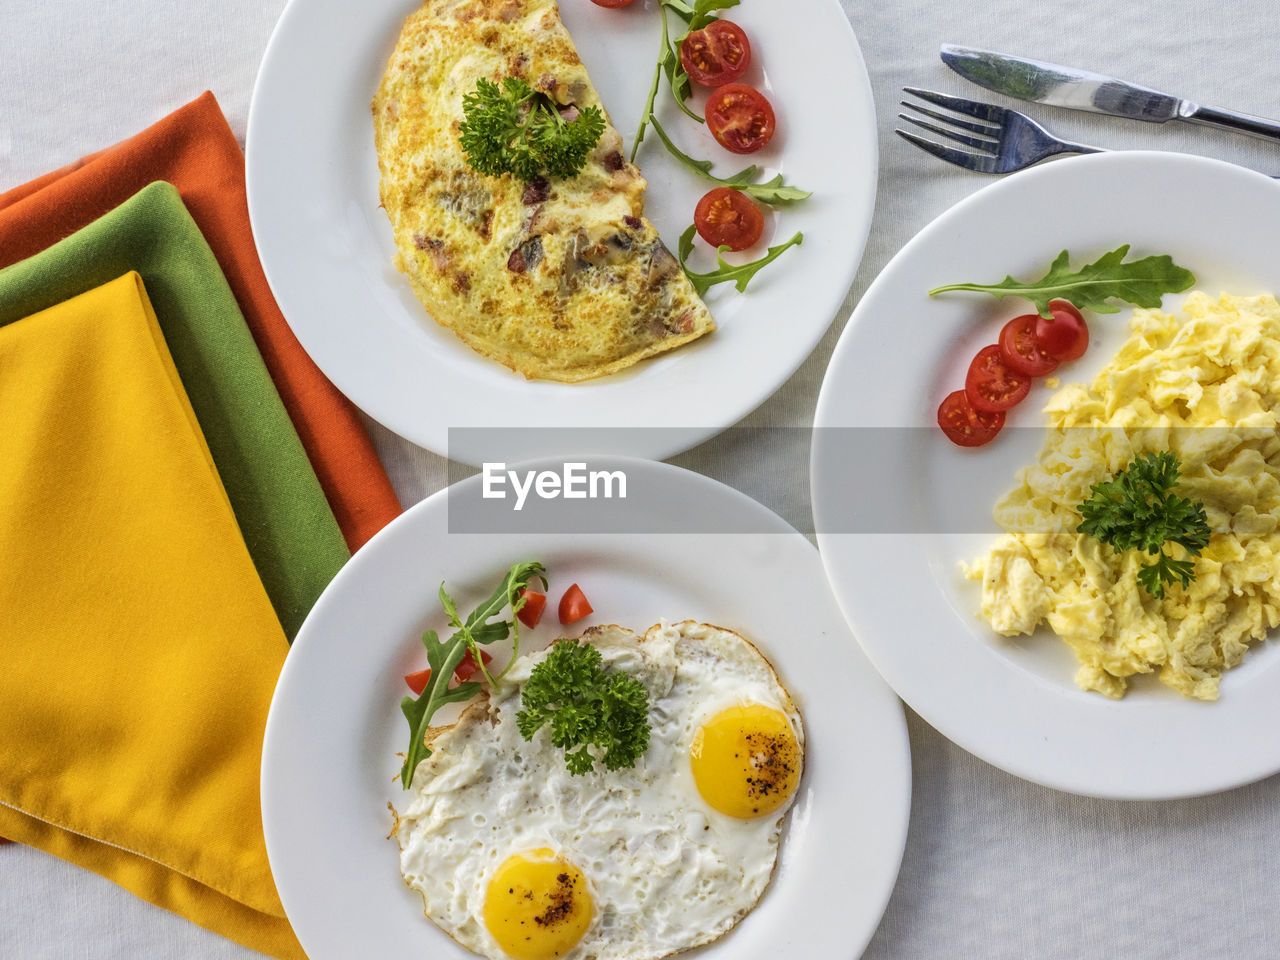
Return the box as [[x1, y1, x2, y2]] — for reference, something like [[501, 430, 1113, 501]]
[[3, 0, 1280, 956]]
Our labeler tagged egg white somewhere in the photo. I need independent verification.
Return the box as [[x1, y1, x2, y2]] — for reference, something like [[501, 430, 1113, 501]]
[[393, 620, 804, 960]]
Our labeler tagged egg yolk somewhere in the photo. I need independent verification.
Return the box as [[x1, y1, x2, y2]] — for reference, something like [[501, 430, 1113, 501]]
[[483, 849, 593, 960], [690, 703, 801, 818]]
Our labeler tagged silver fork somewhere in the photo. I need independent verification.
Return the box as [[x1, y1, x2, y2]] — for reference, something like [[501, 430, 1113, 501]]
[[897, 86, 1102, 174]]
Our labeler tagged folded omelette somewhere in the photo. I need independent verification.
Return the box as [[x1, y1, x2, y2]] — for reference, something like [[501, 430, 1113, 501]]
[[373, 0, 715, 382]]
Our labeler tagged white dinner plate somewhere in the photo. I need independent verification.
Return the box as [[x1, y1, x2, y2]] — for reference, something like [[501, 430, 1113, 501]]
[[812, 151, 1280, 800], [246, 0, 876, 464], [262, 457, 910, 959]]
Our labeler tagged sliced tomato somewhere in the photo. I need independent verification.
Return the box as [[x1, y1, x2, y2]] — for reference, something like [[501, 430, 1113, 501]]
[[937, 389, 1005, 447], [680, 20, 751, 87], [453, 648, 494, 682], [558, 584, 593, 625], [704, 83, 775, 154], [998, 313, 1059, 377], [1034, 299, 1089, 361], [516, 588, 546, 629], [403, 649, 494, 694], [589, 0, 635, 6], [693, 187, 764, 251], [965, 344, 1031, 412]]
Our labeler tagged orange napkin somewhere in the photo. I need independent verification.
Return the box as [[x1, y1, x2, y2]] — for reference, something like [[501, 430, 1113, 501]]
[[0, 90, 401, 552], [0, 272, 302, 959]]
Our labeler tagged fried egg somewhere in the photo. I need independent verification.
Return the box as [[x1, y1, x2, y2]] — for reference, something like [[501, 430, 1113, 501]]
[[966, 292, 1280, 699], [392, 621, 804, 960]]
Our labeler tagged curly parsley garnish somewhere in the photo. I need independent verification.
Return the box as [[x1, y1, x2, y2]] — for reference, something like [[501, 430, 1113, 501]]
[[400, 561, 547, 788], [516, 640, 651, 775], [459, 77, 605, 182], [1076, 452, 1211, 599]]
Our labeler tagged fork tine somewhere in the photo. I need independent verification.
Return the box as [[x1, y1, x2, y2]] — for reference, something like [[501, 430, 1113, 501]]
[[898, 99, 1000, 138], [894, 128, 1001, 174], [902, 86, 1008, 123], [897, 112, 998, 153]]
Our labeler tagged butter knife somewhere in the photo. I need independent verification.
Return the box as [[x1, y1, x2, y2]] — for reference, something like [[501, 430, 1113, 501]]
[[940, 44, 1280, 143]]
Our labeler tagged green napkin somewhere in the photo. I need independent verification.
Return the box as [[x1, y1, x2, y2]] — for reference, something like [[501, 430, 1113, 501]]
[[0, 181, 349, 638]]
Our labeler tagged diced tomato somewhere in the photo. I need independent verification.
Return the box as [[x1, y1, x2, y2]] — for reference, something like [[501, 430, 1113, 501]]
[[404, 667, 432, 695], [693, 187, 764, 251], [589, 0, 635, 6], [516, 589, 546, 629], [937, 389, 1005, 447], [1034, 299, 1089, 361], [965, 344, 1031, 412], [998, 313, 1059, 377], [453, 648, 493, 682], [705, 83, 775, 154], [558, 584, 593, 625], [680, 20, 752, 87], [403, 649, 494, 693]]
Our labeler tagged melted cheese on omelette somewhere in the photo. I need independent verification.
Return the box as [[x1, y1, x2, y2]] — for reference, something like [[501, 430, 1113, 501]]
[[965, 292, 1280, 700], [372, 0, 715, 382]]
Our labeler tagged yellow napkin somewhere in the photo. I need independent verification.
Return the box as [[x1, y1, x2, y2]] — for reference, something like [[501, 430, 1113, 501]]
[[0, 273, 304, 959]]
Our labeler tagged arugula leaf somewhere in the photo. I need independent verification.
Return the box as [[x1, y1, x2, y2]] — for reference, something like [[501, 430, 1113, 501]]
[[516, 640, 651, 775], [677, 224, 803, 296], [1076, 452, 1211, 599], [928, 245, 1196, 317], [458, 77, 605, 182], [399, 561, 547, 787], [629, 1, 808, 210], [648, 116, 811, 204], [660, 35, 701, 124], [662, 0, 741, 119]]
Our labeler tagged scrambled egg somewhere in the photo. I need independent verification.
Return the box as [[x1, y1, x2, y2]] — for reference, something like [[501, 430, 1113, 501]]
[[966, 292, 1280, 700]]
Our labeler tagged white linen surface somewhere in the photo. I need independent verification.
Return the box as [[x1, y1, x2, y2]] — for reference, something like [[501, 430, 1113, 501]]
[[2, 0, 1279, 957]]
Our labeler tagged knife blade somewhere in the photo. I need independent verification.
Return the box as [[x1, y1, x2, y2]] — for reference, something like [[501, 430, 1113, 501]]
[[940, 44, 1280, 143]]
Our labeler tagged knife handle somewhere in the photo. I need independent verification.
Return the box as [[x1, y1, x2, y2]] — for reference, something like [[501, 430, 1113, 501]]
[[1182, 103, 1280, 143]]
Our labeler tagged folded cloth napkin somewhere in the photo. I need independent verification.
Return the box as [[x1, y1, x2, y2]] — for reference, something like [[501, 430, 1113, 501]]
[[0, 90, 402, 552], [0, 272, 303, 959], [0, 181, 349, 639]]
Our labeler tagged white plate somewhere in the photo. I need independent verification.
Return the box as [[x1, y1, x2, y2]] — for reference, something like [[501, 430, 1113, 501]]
[[246, 0, 876, 464], [812, 151, 1280, 800], [262, 457, 910, 959]]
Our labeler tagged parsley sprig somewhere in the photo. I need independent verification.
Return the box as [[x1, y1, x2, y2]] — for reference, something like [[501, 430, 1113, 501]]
[[1076, 452, 1211, 599], [677, 224, 802, 296], [400, 561, 547, 788], [516, 640, 651, 775], [459, 77, 605, 182]]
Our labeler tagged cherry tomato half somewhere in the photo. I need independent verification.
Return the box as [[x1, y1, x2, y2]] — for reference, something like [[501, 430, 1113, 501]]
[[938, 389, 1005, 447], [1034, 299, 1089, 361], [998, 313, 1060, 377], [516, 588, 546, 629], [680, 20, 751, 87], [589, 0, 635, 7], [693, 187, 764, 251], [558, 584, 593, 625], [965, 344, 1031, 412], [705, 83, 775, 154]]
